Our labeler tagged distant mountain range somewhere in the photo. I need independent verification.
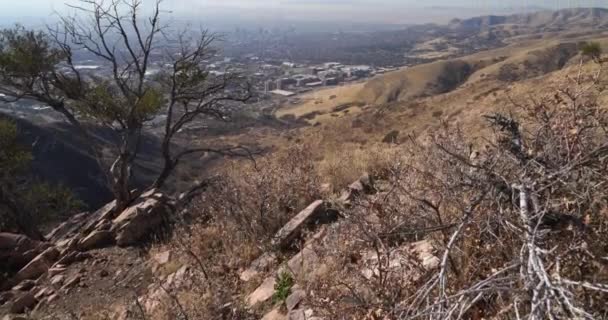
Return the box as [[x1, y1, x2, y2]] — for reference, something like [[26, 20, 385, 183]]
[[450, 7, 608, 31]]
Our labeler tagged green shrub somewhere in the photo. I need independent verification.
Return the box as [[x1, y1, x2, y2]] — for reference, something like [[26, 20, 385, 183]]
[[272, 271, 294, 304]]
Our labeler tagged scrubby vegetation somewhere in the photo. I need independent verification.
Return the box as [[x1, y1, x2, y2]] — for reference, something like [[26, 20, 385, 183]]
[[0, 118, 82, 240], [146, 61, 608, 320]]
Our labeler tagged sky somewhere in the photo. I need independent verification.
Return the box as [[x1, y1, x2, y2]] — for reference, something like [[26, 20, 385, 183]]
[[2, 0, 608, 29]]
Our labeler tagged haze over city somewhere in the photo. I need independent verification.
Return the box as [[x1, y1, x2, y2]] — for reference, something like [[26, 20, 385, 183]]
[[4, 0, 608, 30]]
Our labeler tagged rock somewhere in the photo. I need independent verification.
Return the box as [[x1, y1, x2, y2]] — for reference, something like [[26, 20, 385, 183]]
[[48, 266, 67, 277], [50, 275, 65, 286], [61, 274, 81, 290], [153, 250, 172, 266], [285, 289, 306, 311], [112, 197, 173, 246], [262, 307, 287, 320], [9, 292, 37, 314], [246, 277, 276, 307], [288, 309, 306, 320], [15, 247, 59, 282], [0, 233, 48, 272], [240, 252, 277, 282], [410, 240, 440, 270], [0, 291, 15, 305], [286, 246, 321, 279], [338, 189, 355, 204], [45, 212, 89, 243], [360, 240, 438, 281], [78, 230, 114, 251], [288, 309, 315, 320], [11, 280, 36, 291], [319, 183, 333, 194], [55, 251, 91, 267], [272, 200, 334, 250], [2, 315, 28, 320], [47, 293, 59, 303], [94, 219, 112, 231], [165, 265, 189, 288], [34, 287, 53, 300], [348, 173, 374, 195]]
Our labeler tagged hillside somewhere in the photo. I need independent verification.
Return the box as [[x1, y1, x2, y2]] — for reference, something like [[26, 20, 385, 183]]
[[3, 7, 608, 320]]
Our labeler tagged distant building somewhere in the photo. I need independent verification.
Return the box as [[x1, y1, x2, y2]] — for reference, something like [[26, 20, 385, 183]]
[[264, 80, 276, 94], [318, 69, 344, 82], [282, 62, 296, 68], [294, 74, 321, 87], [271, 89, 296, 97], [306, 81, 323, 88], [324, 62, 342, 69], [323, 77, 339, 86], [345, 65, 373, 78], [276, 78, 296, 90]]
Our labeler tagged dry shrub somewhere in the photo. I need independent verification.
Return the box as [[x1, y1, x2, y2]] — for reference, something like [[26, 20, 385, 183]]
[[200, 144, 321, 245], [144, 144, 324, 320], [318, 143, 398, 191], [309, 64, 608, 319]]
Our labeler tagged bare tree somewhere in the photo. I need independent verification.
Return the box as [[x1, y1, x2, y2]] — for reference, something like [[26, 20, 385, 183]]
[[0, 0, 251, 211]]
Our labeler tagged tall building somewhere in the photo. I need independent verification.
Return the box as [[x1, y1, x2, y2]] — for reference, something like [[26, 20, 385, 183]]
[[264, 80, 276, 94]]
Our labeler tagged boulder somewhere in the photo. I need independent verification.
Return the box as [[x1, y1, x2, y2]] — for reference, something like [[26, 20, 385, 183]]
[[14, 247, 59, 282], [78, 230, 114, 251], [285, 289, 306, 311], [0, 233, 48, 271], [271, 200, 335, 250], [112, 196, 173, 246], [286, 246, 321, 279], [9, 292, 37, 314], [246, 276, 276, 307]]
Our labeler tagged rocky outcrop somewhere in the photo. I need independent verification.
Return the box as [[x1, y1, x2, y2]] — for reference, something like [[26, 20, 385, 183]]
[[112, 194, 174, 247], [15, 247, 59, 282], [1, 191, 178, 315], [0, 233, 50, 272]]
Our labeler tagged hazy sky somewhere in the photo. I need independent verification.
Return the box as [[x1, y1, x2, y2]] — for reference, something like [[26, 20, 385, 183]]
[[2, 0, 607, 28]]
